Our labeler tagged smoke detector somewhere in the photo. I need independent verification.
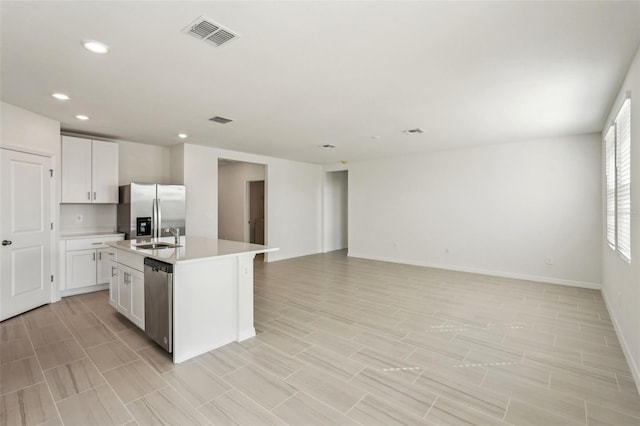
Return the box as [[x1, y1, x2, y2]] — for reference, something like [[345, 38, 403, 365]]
[[184, 16, 239, 47]]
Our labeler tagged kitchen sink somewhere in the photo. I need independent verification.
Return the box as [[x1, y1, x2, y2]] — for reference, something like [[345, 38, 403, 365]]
[[134, 242, 181, 250]]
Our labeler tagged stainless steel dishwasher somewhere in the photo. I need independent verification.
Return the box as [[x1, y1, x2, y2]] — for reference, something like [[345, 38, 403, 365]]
[[144, 257, 173, 353]]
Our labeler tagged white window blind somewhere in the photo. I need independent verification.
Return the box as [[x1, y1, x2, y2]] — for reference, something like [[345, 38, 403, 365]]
[[605, 126, 616, 248], [616, 98, 631, 262]]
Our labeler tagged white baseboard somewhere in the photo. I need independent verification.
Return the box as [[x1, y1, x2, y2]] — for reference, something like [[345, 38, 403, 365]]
[[601, 289, 640, 395], [59, 283, 109, 298], [346, 252, 601, 290]]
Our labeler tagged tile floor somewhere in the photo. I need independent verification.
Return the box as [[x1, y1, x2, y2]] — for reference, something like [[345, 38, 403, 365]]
[[1, 250, 639, 425]]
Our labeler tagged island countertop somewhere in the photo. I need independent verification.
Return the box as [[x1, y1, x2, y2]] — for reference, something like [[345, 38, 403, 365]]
[[107, 236, 277, 264]]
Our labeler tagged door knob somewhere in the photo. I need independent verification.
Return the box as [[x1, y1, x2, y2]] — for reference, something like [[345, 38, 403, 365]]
[[2, 240, 12, 246]]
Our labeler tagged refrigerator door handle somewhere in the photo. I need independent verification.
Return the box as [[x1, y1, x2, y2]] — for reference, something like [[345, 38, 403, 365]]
[[157, 198, 162, 237], [152, 198, 158, 238]]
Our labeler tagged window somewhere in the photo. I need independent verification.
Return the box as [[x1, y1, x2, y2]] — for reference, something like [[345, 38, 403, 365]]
[[605, 126, 616, 248], [605, 97, 631, 262]]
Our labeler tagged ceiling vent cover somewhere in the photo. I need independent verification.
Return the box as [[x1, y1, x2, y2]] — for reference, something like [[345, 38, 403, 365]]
[[402, 128, 425, 135], [184, 16, 239, 47], [210, 116, 233, 124]]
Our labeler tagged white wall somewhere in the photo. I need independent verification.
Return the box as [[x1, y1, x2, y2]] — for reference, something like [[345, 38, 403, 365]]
[[323, 170, 348, 252], [169, 143, 185, 185], [182, 144, 219, 240], [601, 46, 640, 390], [218, 161, 265, 241], [118, 140, 170, 185], [1, 102, 61, 156], [59, 204, 116, 234], [181, 143, 322, 261], [349, 134, 602, 287]]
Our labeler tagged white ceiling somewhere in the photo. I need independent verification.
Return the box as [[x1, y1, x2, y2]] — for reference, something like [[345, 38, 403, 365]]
[[1, 1, 639, 165]]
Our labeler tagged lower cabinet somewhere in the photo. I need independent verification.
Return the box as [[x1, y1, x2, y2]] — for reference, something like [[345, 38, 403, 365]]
[[66, 249, 98, 289], [108, 256, 118, 308], [116, 266, 131, 317], [111, 249, 145, 330], [130, 268, 144, 329], [60, 234, 123, 296]]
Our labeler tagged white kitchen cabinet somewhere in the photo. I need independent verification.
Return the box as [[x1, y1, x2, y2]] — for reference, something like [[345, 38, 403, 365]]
[[98, 247, 116, 284], [91, 140, 119, 203], [113, 249, 145, 330], [66, 249, 97, 289], [59, 234, 124, 296], [108, 254, 118, 308], [130, 268, 145, 329], [61, 136, 118, 203], [117, 265, 131, 318]]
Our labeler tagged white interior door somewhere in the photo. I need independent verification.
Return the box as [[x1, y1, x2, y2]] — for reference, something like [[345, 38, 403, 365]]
[[0, 148, 52, 321]]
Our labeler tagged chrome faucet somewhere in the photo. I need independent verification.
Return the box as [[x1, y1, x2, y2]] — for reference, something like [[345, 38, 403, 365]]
[[166, 227, 180, 244]]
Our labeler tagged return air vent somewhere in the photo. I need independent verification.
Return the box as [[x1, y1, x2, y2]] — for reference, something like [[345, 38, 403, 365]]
[[402, 128, 425, 135], [184, 16, 238, 47], [209, 116, 233, 124]]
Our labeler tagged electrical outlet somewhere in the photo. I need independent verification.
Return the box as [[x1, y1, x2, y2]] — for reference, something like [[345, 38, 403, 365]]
[[76, 214, 83, 223], [445, 248, 450, 255], [545, 256, 553, 265]]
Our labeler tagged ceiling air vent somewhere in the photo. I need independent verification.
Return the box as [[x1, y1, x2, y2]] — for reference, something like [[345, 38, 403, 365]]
[[209, 116, 233, 124], [184, 16, 238, 47], [402, 128, 425, 135]]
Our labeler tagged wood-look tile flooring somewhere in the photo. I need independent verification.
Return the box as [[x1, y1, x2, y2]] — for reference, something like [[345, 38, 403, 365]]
[[2, 250, 639, 425]]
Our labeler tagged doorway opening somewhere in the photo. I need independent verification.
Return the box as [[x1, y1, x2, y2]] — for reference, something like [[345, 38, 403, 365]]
[[323, 170, 348, 253], [218, 159, 267, 260], [247, 180, 265, 244]]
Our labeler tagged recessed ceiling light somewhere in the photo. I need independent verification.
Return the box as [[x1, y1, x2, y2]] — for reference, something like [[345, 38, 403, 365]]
[[52, 93, 70, 101], [178, 133, 188, 139], [83, 40, 109, 54], [75, 115, 90, 120], [371, 135, 381, 140]]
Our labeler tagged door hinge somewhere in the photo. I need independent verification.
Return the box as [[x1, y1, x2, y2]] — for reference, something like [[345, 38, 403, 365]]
[[50, 275, 54, 282], [49, 169, 53, 177]]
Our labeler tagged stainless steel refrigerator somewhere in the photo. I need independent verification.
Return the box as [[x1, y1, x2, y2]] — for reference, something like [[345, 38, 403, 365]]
[[117, 183, 186, 239]]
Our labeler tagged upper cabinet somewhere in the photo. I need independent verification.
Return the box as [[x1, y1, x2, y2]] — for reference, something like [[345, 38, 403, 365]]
[[62, 136, 118, 203]]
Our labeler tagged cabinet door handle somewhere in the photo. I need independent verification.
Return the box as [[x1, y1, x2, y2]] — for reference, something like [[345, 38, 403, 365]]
[[99, 251, 102, 261], [87, 192, 91, 200], [111, 266, 117, 277], [93, 192, 97, 200]]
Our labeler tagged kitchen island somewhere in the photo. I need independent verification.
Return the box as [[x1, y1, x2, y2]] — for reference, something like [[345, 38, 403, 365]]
[[108, 236, 277, 363]]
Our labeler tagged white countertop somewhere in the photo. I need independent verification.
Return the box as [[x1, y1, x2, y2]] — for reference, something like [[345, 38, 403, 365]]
[[108, 236, 277, 264], [61, 231, 125, 239]]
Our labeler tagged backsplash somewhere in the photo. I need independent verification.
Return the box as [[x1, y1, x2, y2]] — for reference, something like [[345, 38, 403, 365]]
[[60, 204, 117, 234]]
